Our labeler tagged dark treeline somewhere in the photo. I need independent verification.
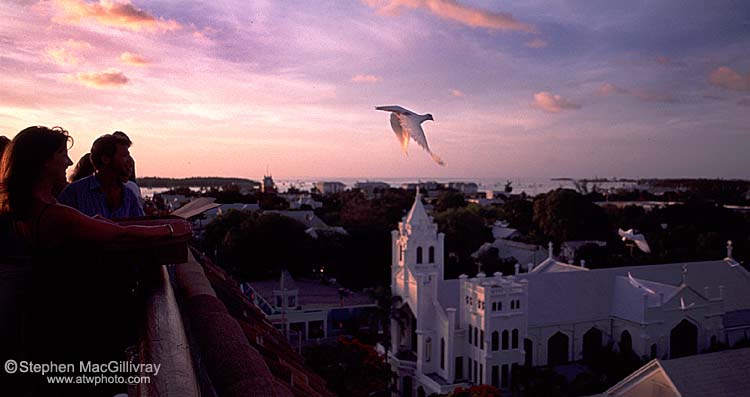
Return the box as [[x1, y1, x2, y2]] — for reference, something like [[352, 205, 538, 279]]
[[138, 176, 259, 188]]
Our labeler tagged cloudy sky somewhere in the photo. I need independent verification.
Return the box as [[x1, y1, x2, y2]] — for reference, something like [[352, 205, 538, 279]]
[[1, 0, 748, 179]]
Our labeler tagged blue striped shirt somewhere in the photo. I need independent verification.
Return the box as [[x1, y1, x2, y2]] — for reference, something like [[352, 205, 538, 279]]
[[58, 175, 144, 219]]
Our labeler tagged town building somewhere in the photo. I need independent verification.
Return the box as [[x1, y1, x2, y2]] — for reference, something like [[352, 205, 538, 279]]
[[244, 271, 378, 347], [354, 181, 391, 198], [262, 173, 277, 193], [315, 181, 347, 195], [389, 192, 750, 396]]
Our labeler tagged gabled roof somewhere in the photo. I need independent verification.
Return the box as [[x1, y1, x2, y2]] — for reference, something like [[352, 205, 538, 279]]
[[276, 270, 297, 291], [530, 243, 587, 274]]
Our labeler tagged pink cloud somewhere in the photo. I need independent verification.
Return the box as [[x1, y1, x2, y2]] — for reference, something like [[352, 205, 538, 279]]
[[525, 38, 548, 48], [351, 74, 381, 83], [46, 39, 92, 66], [449, 89, 464, 97], [709, 66, 750, 91], [119, 51, 148, 66], [532, 91, 581, 113], [598, 83, 628, 96], [365, 0, 535, 33], [52, 0, 181, 32], [70, 69, 129, 88], [47, 47, 81, 65]]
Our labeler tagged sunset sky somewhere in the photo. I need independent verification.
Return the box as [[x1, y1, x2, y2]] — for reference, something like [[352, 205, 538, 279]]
[[1, 0, 749, 179]]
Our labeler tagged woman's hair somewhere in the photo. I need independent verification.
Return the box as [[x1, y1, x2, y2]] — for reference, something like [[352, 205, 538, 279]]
[[69, 152, 95, 182], [0, 126, 73, 220], [0, 136, 10, 158]]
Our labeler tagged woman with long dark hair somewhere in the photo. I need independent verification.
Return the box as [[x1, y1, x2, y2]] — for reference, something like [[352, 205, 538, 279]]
[[0, 126, 190, 395]]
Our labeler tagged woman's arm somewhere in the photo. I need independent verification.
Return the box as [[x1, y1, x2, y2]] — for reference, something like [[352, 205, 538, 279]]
[[42, 204, 190, 243]]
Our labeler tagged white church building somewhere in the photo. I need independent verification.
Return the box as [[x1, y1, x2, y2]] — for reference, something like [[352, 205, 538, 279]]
[[389, 192, 750, 397]]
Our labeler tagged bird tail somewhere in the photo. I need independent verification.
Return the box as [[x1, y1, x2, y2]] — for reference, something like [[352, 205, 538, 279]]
[[430, 152, 445, 166]]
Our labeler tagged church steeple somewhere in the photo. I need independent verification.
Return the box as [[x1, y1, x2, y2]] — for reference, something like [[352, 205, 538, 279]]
[[405, 188, 431, 228]]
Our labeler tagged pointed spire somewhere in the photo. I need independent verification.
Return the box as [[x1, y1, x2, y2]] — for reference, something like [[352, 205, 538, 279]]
[[548, 241, 554, 258], [405, 188, 430, 225], [727, 240, 733, 259]]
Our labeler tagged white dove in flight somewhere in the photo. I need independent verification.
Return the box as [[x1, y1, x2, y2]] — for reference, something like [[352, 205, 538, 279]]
[[619, 228, 652, 253], [375, 105, 445, 166]]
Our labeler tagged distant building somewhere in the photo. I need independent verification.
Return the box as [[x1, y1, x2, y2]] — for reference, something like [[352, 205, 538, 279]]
[[262, 173, 277, 193], [264, 210, 347, 238], [315, 181, 346, 195], [244, 271, 378, 345], [354, 181, 391, 197], [401, 181, 442, 195], [474, 239, 548, 269], [390, 192, 750, 396], [283, 194, 323, 210], [593, 347, 750, 397], [491, 221, 520, 241], [560, 240, 607, 263], [447, 182, 479, 197]]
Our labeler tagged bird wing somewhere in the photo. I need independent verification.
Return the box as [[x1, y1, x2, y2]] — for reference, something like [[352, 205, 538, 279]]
[[376, 105, 414, 115], [395, 113, 445, 166], [634, 238, 651, 253], [632, 233, 651, 253], [389, 112, 409, 154]]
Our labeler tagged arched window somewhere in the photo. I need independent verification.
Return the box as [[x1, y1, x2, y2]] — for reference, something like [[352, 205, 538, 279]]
[[620, 330, 633, 355], [440, 338, 445, 369], [492, 331, 499, 351], [425, 337, 432, 362], [480, 330, 484, 350], [416, 247, 423, 264], [499, 301, 502, 311], [516, 300, 521, 309], [511, 300, 515, 310], [474, 327, 479, 347], [502, 330, 509, 350], [429, 246, 435, 263], [512, 329, 519, 349], [468, 325, 473, 344]]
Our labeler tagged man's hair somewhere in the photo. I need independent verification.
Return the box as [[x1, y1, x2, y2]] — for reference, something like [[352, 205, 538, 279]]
[[90, 134, 130, 170], [112, 131, 132, 145]]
